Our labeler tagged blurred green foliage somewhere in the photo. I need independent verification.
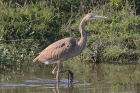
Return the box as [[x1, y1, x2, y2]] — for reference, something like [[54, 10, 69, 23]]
[[0, 0, 140, 70]]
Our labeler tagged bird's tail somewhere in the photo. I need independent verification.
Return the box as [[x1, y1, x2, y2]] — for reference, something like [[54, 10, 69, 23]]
[[33, 53, 39, 62]]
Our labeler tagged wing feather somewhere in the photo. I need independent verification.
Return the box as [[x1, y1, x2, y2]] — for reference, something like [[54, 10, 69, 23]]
[[33, 37, 77, 62]]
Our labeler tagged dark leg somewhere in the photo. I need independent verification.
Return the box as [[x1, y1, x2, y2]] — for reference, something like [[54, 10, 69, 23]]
[[59, 70, 74, 82], [68, 70, 74, 82]]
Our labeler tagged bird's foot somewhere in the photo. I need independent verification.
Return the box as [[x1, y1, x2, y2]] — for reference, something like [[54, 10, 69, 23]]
[[67, 70, 74, 82], [52, 70, 56, 74]]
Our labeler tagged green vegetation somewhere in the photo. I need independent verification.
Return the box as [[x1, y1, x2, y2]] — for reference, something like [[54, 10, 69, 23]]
[[0, 0, 140, 70]]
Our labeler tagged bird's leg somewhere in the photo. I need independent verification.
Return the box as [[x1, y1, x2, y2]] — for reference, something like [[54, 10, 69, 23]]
[[53, 62, 74, 82], [67, 70, 74, 82], [56, 61, 61, 82], [52, 65, 57, 74], [59, 70, 74, 82]]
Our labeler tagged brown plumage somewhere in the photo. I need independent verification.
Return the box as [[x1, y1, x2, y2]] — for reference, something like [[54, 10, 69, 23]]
[[33, 13, 107, 82], [33, 37, 77, 64]]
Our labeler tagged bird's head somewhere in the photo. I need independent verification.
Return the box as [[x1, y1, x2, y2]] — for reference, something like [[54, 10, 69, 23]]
[[84, 13, 107, 21]]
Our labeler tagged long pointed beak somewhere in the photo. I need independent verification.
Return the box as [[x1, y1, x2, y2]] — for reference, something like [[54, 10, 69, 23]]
[[95, 15, 108, 18]]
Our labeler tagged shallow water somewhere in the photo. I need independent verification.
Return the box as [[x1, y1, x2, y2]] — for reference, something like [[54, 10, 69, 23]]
[[1, 63, 140, 93]]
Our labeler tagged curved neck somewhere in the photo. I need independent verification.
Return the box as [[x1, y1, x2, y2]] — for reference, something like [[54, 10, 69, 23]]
[[77, 19, 87, 54]]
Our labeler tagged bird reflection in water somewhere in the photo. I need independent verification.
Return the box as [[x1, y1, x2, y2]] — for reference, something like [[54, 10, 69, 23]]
[[53, 81, 74, 93]]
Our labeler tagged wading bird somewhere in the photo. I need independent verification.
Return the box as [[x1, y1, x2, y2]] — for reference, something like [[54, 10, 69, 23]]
[[33, 13, 107, 82]]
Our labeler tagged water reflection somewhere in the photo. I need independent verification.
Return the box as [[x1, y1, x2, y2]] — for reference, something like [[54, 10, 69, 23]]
[[90, 63, 104, 81], [53, 82, 74, 93], [1, 63, 140, 93]]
